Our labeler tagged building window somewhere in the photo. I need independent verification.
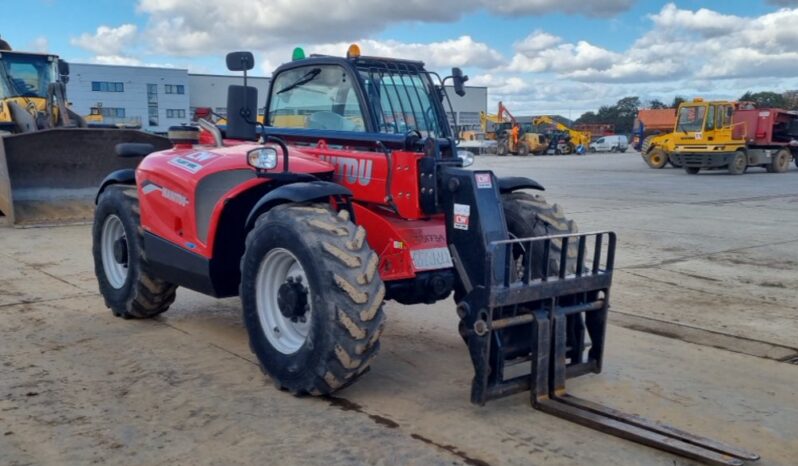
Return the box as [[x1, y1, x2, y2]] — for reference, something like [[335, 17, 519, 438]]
[[91, 81, 124, 92], [147, 84, 159, 127], [164, 84, 185, 94], [100, 107, 126, 118], [166, 109, 186, 119]]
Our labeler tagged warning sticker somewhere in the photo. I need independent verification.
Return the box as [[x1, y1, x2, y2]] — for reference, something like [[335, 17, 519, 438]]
[[475, 173, 492, 189], [454, 203, 470, 231], [169, 157, 202, 174]]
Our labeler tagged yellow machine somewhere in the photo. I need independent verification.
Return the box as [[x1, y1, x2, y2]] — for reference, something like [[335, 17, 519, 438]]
[[84, 104, 142, 129], [493, 102, 548, 156], [639, 132, 679, 168], [479, 111, 504, 140], [531, 115, 591, 154], [669, 98, 796, 175], [0, 44, 169, 225], [640, 99, 740, 169]]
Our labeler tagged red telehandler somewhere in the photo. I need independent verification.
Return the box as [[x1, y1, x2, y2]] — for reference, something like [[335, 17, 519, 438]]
[[92, 47, 757, 465]]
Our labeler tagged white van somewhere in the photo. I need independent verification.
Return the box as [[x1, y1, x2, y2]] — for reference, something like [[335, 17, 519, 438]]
[[589, 135, 629, 153]]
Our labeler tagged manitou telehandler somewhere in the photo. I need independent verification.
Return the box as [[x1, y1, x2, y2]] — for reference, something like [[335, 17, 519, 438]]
[[92, 46, 758, 465]]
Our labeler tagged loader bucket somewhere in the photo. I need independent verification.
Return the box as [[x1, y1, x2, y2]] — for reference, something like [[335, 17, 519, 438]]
[[0, 128, 171, 226]]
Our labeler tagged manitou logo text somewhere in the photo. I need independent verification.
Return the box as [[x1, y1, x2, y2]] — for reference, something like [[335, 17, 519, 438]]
[[320, 155, 373, 186]]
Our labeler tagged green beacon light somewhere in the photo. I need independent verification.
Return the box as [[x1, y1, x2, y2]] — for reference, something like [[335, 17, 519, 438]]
[[292, 47, 306, 61]]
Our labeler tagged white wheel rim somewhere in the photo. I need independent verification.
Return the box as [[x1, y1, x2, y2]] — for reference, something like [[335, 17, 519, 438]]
[[101, 215, 128, 289], [255, 248, 312, 355]]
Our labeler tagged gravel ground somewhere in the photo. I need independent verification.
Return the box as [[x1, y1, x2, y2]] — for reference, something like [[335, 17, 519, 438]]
[[1, 151, 796, 465]]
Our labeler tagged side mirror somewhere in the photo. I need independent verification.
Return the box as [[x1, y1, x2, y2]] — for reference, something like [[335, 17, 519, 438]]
[[58, 60, 70, 84], [451, 67, 468, 97], [58, 60, 70, 76], [226, 51, 255, 71], [226, 84, 258, 140]]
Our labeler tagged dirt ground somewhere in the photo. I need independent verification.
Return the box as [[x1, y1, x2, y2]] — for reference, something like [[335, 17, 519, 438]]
[[1, 152, 797, 465]]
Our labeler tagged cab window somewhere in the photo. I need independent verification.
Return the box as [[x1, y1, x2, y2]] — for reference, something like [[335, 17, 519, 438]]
[[705, 105, 715, 131], [677, 105, 706, 132], [718, 105, 733, 128], [268, 65, 366, 132], [597, 138, 605, 144]]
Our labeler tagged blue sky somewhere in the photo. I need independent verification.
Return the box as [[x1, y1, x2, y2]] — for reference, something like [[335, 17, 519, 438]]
[[4, 0, 798, 116]]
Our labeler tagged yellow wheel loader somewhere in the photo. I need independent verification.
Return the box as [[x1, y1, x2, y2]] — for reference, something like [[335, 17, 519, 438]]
[[0, 45, 169, 226]]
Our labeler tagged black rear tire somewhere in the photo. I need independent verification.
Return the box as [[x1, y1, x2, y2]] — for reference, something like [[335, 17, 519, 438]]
[[767, 148, 790, 173], [516, 142, 530, 156], [640, 135, 654, 154], [728, 150, 747, 175], [685, 167, 700, 175], [240, 204, 385, 396], [497, 140, 508, 156], [92, 185, 177, 319]]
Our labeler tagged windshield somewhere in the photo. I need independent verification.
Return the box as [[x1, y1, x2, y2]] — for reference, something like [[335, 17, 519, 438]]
[[0, 53, 56, 98], [676, 105, 706, 132], [357, 64, 449, 138], [268, 65, 366, 132]]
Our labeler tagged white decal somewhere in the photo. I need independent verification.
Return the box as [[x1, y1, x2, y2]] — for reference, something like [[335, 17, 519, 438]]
[[142, 181, 188, 207], [475, 173, 492, 189], [454, 203, 470, 231], [319, 155, 373, 186], [694, 132, 703, 140], [186, 151, 218, 162], [160, 187, 189, 206], [411, 247, 454, 271], [169, 157, 202, 174]]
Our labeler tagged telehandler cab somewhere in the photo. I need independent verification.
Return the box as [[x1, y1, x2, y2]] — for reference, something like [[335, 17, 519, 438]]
[[92, 46, 758, 465]]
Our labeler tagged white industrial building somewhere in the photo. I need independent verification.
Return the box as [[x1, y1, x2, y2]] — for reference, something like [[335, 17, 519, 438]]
[[188, 74, 271, 118], [66, 63, 486, 134], [67, 63, 191, 133]]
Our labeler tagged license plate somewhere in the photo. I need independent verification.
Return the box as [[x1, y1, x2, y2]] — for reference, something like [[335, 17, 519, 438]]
[[411, 247, 454, 271]]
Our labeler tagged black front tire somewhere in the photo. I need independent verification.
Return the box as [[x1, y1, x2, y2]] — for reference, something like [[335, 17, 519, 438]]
[[646, 148, 668, 169], [240, 204, 385, 396], [728, 150, 747, 175], [92, 186, 177, 319], [685, 167, 700, 175], [454, 192, 580, 346]]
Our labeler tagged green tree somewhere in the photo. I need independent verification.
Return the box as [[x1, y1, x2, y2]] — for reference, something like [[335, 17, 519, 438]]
[[782, 90, 798, 110], [648, 99, 667, 109], [575, 111, 600, 125], [670, 96, 686, 108], [739, 91, 787, 108]]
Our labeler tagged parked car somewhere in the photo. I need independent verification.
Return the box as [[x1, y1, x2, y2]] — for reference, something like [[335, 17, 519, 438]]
[[589, 135, 628, 153]]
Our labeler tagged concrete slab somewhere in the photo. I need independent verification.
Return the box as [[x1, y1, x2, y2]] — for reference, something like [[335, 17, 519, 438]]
[[1, 152, 797, 465]]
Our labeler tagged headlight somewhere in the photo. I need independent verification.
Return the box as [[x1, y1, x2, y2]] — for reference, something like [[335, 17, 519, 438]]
[[247, 147, 278, 170], [457, 150, 474, 167]]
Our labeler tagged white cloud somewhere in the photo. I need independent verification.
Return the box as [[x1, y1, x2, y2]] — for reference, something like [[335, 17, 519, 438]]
[[648, 3, 741, 37], [503, 4, 798, 83], [310, 36, 504, 69], [71, 24, 138, 56], [490, 0, 634, 17], [135, 0, 634, 56], [28, 36, 49, 53], [514, 31, 561, 54], [509, 37, 620, 74]]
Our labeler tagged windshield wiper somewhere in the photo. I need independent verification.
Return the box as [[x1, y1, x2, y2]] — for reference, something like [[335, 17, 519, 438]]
[[677, 123, 688, 135], [276, 68, 321, 95]]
